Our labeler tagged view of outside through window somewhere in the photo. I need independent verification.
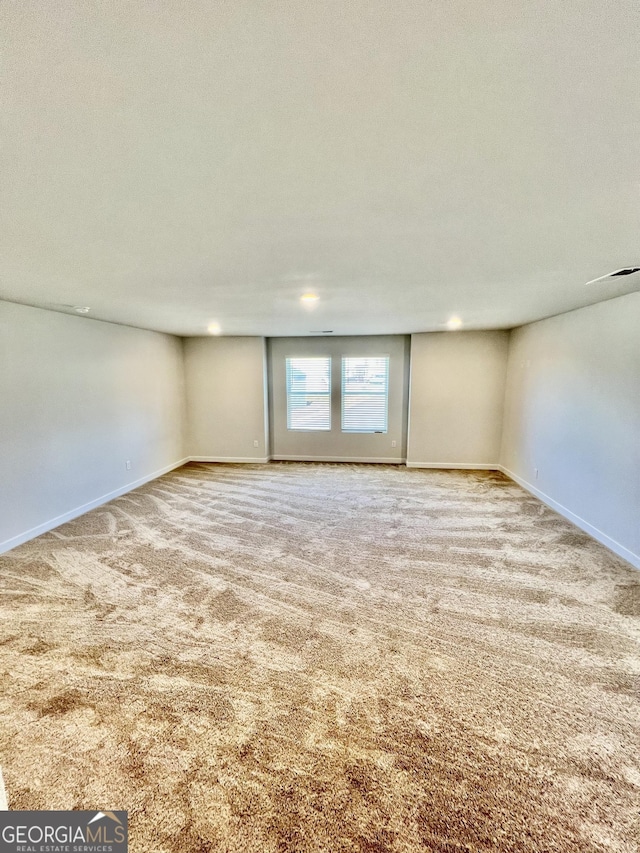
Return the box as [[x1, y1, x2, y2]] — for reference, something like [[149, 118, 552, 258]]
[[341, 356, 389, 432], [286, 357, 331, 430]]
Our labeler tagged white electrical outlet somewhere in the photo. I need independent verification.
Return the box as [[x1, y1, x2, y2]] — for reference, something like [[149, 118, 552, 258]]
[[253, 440, 259, 448], [391, 440, 397, 448], [126, 460, 131, 470]]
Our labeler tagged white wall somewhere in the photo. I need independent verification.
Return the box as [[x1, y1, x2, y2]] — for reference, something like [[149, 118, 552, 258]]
[[184, 336, 269, 462], [407, 331, 509, 468], [268, 336, 410, 462], [500, 292, 640, 568], [0, 301, 187, 552]]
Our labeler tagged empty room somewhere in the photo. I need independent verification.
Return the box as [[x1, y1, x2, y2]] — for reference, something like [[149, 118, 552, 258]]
[[1, 2, 639, 852]]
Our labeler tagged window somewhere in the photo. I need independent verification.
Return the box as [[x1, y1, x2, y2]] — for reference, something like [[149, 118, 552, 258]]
[[341, 356, 389, 433], [286, 357, 331, 430]]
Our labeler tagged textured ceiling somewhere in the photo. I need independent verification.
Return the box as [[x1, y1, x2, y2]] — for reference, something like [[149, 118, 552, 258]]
[[2, 1, 639, 336]]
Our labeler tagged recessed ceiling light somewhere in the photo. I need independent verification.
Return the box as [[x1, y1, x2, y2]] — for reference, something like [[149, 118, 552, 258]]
[[447, 316, 463, 330], [74, 306, 91, 314], [300, 293, 319, 305], [207, 322, 221, 335]]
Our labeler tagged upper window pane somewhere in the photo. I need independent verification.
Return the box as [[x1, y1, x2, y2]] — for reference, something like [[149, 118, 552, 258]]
[[341, 356, 389, 433], [286, 357, 331, 430]]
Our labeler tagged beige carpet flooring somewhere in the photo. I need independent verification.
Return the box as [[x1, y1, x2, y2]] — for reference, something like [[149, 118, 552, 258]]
[[1, 462, 639, 852]]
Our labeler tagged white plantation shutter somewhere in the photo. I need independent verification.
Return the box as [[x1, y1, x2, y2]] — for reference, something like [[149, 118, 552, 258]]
[[341, 356, 389, 433], [286, 357, 331, 430]]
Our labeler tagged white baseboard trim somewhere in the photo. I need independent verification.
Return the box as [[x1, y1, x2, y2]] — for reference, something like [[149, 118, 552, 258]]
[[0, 457, 190, 556], [189, 456, 271, 464], [271, 455, 406, 464], [406, 462, 499, 470], [498, 465, 640, 570]]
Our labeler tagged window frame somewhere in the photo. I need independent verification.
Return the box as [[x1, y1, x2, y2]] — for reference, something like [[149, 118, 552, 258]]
[[340, 355, 390, 434], [285, 356, 332, 432]]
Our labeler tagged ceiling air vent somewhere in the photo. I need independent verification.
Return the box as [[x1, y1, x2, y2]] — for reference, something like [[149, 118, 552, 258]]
[[585, 267, 640, 285]]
